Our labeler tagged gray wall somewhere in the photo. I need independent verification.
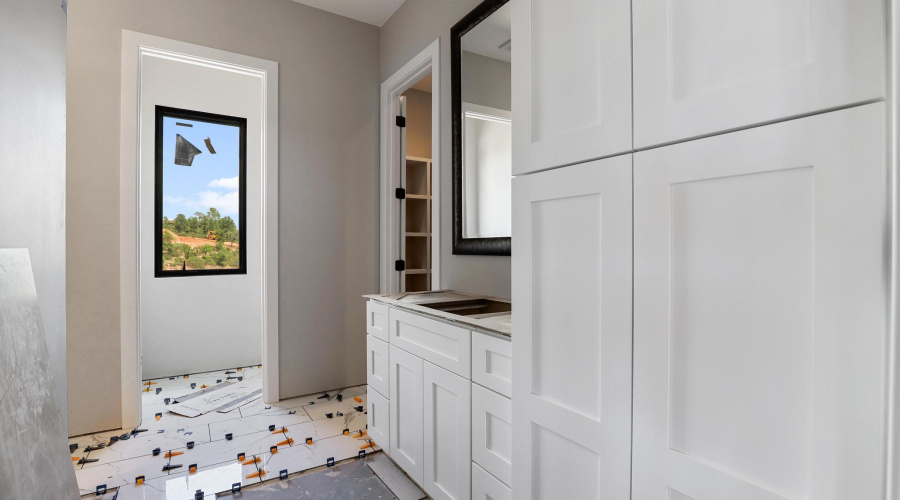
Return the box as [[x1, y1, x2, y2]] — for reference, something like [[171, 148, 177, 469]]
[[381, 0, 512, 299], [0, 0, 68, 430], [461, 51, 511, 111], [67, 0, 380, 435]]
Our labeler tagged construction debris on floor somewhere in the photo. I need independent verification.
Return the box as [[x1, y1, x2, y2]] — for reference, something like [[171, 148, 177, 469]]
[[70, 367, 376, 498]]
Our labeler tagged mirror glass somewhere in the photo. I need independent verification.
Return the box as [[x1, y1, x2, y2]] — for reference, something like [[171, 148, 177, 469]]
[[458, 1, 512, 243]]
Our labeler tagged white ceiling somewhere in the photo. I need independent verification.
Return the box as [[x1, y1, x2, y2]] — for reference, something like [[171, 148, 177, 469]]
[[290, 0, 406, 27]]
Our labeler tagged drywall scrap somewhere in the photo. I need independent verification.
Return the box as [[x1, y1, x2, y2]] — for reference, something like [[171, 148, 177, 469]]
[[0, 249, 79, 499], [169, 381, 261, 417]]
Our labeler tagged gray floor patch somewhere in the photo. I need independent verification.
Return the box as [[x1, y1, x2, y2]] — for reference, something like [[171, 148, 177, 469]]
[[367, 456, 428, 500], [219, 454, 399, 499]]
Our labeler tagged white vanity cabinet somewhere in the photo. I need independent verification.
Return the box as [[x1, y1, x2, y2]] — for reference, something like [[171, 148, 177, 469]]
[[365, 295, 513, 500]]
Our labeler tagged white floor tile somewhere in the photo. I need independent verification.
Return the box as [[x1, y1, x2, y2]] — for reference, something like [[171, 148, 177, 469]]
[[208, 408, 312, 441], [79, 423, 211, 467], [263, 433, 381, 479]]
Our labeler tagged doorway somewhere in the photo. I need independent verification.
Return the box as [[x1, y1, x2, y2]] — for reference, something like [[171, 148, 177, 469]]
[[119, 31, 280, 429], [380, 39, 441, 294]]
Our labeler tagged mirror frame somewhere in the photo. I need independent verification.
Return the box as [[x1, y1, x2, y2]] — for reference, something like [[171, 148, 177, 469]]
[[451, 0, 512, 256]]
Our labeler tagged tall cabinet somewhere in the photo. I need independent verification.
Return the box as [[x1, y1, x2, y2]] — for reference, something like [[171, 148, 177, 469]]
[[510, 0, 888, 499]]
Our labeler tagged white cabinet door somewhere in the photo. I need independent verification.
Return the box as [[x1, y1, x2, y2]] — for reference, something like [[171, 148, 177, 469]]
[[366, 335, 390, 398], [471, 384, 512, 486], [472, 463, 511, 500], [366, 301, 389, 342], [511, 155, 633, 500], [389, 345, 424, 484], [633, 103, 886, 500], [423, 361, 471, 500], [367, 385, 390, 451], [511, 0, 632, 174], [633, 0, 884, 148]]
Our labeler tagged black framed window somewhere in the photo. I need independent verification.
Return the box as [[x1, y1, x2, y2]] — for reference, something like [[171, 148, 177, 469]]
[[155, 106, 247, 277]]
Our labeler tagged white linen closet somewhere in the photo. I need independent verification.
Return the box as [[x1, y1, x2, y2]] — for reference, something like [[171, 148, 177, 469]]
[[511, 0, 888, 498]]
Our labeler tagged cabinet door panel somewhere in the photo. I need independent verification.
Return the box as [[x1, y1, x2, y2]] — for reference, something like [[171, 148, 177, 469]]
[[367, 301, 389, 341], [367, 335, 390, 398], [511, 0, 632, 174], [472, 384, 512, 485], [471, 333, 512, 398], [423, 362, 471, 500], [633, 0, 884, 148], [511, 155, 633, 499], [367, 386, 390, 451], [472, 463, 511, 500], [389, 345, 424, 484], [633, 103, 886, 500]]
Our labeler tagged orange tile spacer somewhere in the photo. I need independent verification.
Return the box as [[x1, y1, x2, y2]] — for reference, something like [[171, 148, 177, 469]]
[[359, 441, 375, 450], [271, 427, 287, 434], [258, 365, 262, 368], [237, 368, 242, 372], [353, 396, 362, 403], [135, 476, 145, 485], [343, 429, 350, 435], [143, 381, 157, 386], [237, 453, 246, 461], [246, 469, 266, 479], [164, 451, 183, 458], [304, 437, 313, 445], [183, 375, 189, 379], [351, 430, 367, 439], [72, 457, 80, 462], [155, 414, 161, 421], [278, 438, 295, 446], [241, 456, 261, 466], [200, 384, 209, 389], [189, 465, 197, 474]]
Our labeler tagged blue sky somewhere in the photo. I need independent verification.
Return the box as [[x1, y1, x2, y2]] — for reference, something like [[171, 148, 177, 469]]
[[161, 115, 240, 226]]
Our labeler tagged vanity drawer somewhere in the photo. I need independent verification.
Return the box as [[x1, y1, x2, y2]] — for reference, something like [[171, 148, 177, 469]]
[[367, 386, 390, 451], [472, 462, 510, 500], [471, 332, 512, 398], [366, 301, 389, 341], [389, 308, 471, 378], [472, 384, 512, 486], [366, 335, 390, 398]]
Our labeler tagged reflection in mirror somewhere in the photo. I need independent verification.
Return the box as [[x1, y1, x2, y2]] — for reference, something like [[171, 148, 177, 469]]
[[453, 0, 512, 255], [463, 103, 511, 238]]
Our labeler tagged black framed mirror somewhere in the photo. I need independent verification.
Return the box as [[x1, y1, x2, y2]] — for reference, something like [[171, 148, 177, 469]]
[[451, 0, 512, 256]]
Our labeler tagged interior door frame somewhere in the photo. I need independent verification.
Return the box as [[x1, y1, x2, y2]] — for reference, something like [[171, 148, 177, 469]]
[[118, 30, 280, 429], [380, 39, 441, 293]]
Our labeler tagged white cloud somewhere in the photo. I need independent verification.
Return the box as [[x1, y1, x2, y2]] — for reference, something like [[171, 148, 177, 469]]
[[186, 190, 239, 217], [208, 176, 240, 190], [164, 195, 187, 204]]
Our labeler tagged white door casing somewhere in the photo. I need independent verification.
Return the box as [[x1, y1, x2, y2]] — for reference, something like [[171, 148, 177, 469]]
[[511, 0, 633, 174], [632, 0, 885, 148], [511, 155, 634, 499], [632, 103, 886, 500]]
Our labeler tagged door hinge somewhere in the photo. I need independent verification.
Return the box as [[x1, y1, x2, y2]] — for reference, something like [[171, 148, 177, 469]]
[[395, 116, 406, 128], [395, 260, 406, 272], [395, 187, 406, 200]]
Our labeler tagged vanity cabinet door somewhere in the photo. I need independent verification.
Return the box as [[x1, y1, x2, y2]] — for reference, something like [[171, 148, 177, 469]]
[[366, 335, 390, 399], [633, 104, 885, 500], [472, 384, 512, 486], [389, 345, 424, 484], [367, 386, 390, 452], [632, 0, 884, 148], [423, 361, 471, 500], [511, 154, 633, 500], [511, 0, 632, 174]]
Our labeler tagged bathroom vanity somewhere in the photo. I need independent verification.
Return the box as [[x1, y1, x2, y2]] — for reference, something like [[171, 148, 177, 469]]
[[364, 290, 512, 500]]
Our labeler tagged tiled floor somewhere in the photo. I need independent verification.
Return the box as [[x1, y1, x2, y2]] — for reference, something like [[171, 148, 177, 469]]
[[70, 366, 375, 498]]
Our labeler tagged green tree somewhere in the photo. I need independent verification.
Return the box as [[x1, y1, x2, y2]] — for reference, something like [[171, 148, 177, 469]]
[[173, 214, 188, 234]]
